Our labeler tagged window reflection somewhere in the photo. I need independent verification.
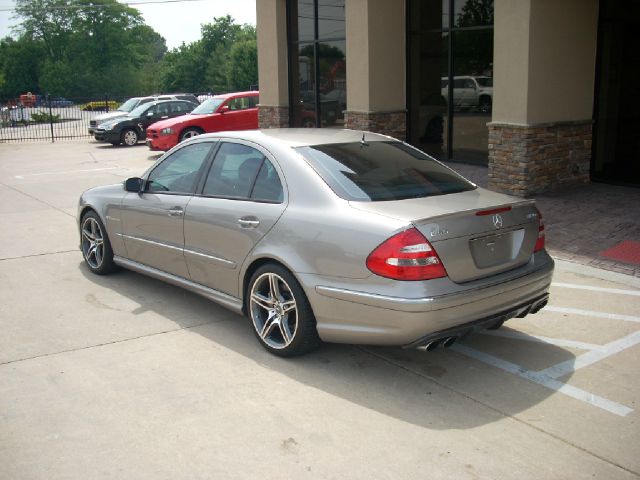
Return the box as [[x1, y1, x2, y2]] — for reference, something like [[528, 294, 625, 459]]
[[454, 0, 494, 28], [288, 0, 346, 128], [408, 0, 493, 164], [452, 29, 493, 164], [408, 32, 448, 159]]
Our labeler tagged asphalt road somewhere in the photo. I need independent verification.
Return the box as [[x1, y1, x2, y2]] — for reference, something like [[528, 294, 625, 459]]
[[1, 140, 639, 480]]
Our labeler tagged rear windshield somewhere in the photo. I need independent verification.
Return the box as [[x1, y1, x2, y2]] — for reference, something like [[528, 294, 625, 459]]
[[295, 141, 475, 201]]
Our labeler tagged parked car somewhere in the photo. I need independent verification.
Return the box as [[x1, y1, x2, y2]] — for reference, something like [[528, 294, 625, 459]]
[[145, 91, 259, 151], [78, 129, 553, 357], [81, 100, 120, 112], [441, 76, 493, 113], [88, 93, 199, 134], [94, 99, 197, 146], [48, 97, 74, 108]]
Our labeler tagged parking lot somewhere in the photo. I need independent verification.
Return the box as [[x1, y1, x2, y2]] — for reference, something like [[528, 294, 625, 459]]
[[1, 140, 639, 479]]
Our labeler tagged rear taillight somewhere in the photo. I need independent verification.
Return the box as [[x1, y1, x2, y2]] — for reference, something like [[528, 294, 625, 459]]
[[366, 227, 447, 281], [534, 207, 545, 252]]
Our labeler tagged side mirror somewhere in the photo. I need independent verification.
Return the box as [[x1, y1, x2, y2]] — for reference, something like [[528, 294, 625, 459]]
[[124, 177, 143, 193], [218, 105, 229, 114], [147, 111, 155, 117]]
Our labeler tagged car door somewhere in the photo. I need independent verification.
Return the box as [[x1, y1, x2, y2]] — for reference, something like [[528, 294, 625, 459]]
[[183, 140, 287, 297], [170, 101, 195, 118], [139, 104, 166, 132], [119, 141, 215, 278]]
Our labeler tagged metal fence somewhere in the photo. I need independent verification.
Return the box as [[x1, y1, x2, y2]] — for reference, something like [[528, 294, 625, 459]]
[[0, 94, 128, 143]]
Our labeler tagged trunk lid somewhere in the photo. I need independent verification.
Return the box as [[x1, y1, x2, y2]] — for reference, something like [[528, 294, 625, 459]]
[[350, 188, 540, 283]]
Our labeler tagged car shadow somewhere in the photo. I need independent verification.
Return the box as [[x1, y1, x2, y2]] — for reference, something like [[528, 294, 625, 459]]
[[78, 262, 576, 431]]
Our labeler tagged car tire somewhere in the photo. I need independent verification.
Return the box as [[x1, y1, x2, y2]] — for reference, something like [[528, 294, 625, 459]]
[[180, 128, 202, 142], [247, 263, 321, 357], [121, 128, 139, 146], [80, 211, 117, 275], [479, 96, 492, 114]]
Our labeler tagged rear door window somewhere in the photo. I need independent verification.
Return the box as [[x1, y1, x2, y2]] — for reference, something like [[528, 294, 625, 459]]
[[202, 142, 283, 202], [295, 141, 475, 201]]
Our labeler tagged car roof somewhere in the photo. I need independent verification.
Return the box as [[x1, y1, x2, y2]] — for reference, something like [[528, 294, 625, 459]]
[[196, 128, 397, 148], [213, 90, 259, 100]]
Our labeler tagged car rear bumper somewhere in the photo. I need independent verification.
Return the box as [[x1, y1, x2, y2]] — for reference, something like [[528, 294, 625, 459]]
[[302, 252, 554, 346]]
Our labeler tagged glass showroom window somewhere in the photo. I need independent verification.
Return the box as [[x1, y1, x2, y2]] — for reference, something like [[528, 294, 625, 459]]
[[287, 0, 346, 128], [408, 0, 494, 165]]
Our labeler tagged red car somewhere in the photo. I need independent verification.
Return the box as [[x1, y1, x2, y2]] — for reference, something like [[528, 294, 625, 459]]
[[146, 91, 259, 151]]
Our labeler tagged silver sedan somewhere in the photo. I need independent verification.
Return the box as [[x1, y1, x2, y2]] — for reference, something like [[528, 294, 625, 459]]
[[78, 129, 554, 356]]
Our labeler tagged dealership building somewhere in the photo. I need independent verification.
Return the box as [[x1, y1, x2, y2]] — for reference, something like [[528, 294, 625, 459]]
[[255, 0, 638, 196]]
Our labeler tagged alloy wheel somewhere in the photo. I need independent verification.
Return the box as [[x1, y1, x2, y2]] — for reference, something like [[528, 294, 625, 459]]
[[249, 272, 298, 349], [81, 216, 105, 269], [123, 129, 138, 146]]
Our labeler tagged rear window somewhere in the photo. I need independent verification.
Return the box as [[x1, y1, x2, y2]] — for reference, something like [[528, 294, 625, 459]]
[[295, 141, 475, 201]]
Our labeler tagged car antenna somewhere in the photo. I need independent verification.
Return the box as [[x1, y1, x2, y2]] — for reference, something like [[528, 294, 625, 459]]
[[360, 132, 369, 147]]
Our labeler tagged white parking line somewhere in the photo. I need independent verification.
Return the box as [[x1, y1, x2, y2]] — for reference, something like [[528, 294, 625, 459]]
[[552, 282, 640, 296], [544, 306, 640, 323], [537, 330, 640, 379], [452, 344, 634, 417], [479, 330, 605, 351], [14, 166, 122, 179]]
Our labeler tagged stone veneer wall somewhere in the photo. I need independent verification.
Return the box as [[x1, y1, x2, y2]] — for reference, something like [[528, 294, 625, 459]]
[[344, 111, 407, 141], [258, 105, 290, 128], [488, 120, 592, 197]]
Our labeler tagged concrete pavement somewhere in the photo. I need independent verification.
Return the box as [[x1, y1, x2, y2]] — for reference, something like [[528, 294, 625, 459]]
[[1, 140, 639, 479]]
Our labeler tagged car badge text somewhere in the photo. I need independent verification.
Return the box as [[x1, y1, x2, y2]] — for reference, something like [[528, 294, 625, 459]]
[[492, 214, 503, 229], [429, 225, 449, 237]]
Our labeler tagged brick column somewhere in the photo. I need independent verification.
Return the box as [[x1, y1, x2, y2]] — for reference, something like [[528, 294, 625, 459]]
[[258, 105, 289, 129], [488, 121, 592, 196], [344, 111, 407, 141]]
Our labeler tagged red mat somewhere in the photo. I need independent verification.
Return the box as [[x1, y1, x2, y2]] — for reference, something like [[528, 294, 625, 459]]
[[600, 240, 640, 265]]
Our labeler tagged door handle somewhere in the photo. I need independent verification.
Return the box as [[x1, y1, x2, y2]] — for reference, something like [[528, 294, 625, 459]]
[[238, 216, 260, 228], [168, 207, 184, 217]]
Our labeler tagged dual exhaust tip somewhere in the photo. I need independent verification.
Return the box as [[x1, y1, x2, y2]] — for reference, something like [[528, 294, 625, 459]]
[[417, 336, 457, 352]]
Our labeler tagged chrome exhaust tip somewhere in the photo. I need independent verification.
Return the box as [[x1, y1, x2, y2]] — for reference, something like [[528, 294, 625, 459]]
[[442, 336, 457, 348], [530, 299, 548, 314], [417, 339, 443, 352]]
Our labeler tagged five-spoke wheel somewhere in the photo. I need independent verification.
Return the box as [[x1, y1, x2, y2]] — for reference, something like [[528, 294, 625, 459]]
[[81, 211, 116, 275], [247, 264, 321, 356]]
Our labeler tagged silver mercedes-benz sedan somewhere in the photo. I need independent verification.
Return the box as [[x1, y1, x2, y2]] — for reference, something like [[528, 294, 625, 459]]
[[78, 129, 554, 356]]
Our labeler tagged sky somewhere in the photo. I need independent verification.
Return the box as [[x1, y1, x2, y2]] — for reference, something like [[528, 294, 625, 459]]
[[0, 0, 257, 50]]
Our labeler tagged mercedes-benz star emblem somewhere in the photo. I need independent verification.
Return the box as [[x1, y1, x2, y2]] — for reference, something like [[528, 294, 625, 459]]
[[492, 213, 503, 229]]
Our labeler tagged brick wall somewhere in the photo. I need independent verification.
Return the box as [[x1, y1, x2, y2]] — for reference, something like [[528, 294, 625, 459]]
[[488, 121, 592, 197], [258, 105, 290, 128], [344, 111, 407, 141]]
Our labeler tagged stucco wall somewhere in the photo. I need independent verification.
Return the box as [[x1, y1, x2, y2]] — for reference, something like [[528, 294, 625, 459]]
[[493, 0, 598, 125], [256, 0, 288, 107], [346, 0, 405, 112]]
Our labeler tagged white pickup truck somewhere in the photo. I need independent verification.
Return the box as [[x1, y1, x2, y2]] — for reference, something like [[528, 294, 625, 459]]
[[441, 76, 493, 113]]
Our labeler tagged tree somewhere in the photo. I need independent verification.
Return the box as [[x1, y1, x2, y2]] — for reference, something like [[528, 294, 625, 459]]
[[157, 16, 257, 94], [8, 0, 167, 97], [227, 39, 258, 91]]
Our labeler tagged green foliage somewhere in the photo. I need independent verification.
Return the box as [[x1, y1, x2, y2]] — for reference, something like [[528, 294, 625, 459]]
[[1, 0, 167, 99], [158, 15, 258, 94], [0, 8, 257, 100], [31, 111, 61, 123]]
